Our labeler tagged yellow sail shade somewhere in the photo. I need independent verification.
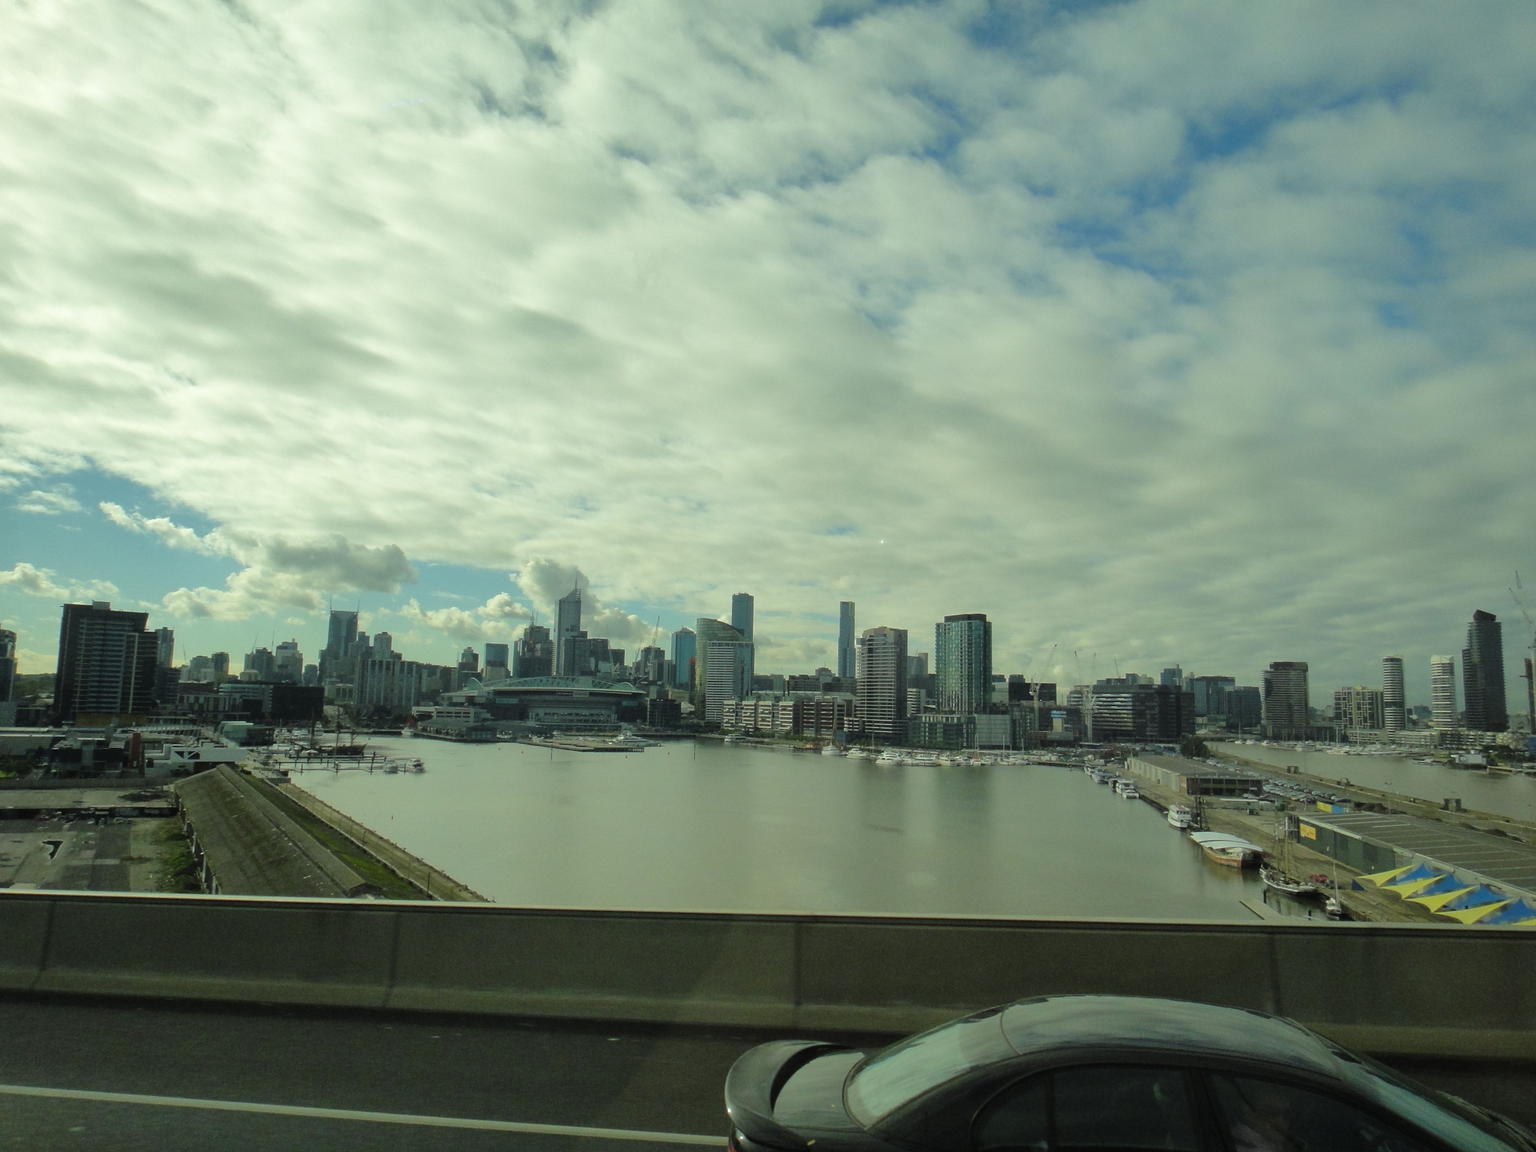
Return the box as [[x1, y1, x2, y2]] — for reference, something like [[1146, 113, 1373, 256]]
[[1357, 865, 1412, 887], [1440, 900, 1512, 924], [1383, 873, 1447, 898], [1409, 886, 1476, 912]]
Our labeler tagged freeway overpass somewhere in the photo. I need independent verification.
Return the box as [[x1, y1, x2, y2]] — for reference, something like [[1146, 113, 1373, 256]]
[[2, 891, 1533, 1146]]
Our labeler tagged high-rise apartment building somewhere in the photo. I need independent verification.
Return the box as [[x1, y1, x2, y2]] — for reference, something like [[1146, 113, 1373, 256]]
[[1261, 661, 1310, 738], [1381, 656, 1405, 731], [1334, 686, 1385, 731], [669, 626, 696, 690], [554, 588, 582, 675], [210, 651, 230, 682], [1429, 655, 1457, 729], [1187, 675, 1236, 717], [856, 626, 908, 741], [1462, 610, 1507, 732], [53, 601, 159, 723], [696, 618, 752, 724], [730, 593, 754, 643], [935, 613, 991, 714], [837, 601, 856, 679]]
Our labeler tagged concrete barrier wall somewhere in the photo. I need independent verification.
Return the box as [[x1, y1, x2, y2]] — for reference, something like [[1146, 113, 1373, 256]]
[[1, 892, 1531, 1060]]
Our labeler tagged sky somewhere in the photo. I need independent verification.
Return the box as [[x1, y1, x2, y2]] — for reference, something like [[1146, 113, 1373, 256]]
[[2, 0, 1533, 713]]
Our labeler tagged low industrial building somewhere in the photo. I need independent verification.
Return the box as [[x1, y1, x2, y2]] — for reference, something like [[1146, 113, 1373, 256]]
[[1125, 754, 1261, 797]]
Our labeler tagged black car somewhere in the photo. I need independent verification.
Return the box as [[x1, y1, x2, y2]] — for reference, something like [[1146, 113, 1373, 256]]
[[725, 995, 1534, 1152]]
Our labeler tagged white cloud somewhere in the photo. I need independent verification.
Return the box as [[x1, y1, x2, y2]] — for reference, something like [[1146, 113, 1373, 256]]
[[0, 1, 1532, 698], [16, 487, 83, 516], [0, 562, 118, 602]]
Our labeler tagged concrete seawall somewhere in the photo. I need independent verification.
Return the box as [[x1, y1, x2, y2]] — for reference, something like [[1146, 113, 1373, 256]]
[[1, 891, 1532, 1064]]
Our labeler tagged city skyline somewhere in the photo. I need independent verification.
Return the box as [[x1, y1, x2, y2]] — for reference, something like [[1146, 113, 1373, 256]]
[[1, 3, 1532, 714]]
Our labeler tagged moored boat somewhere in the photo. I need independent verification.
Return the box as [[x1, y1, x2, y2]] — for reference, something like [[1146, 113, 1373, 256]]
[[1260, 864, 1320, 897], [1166, 804, 1195, 829], [1188, 830, 1262, 869]]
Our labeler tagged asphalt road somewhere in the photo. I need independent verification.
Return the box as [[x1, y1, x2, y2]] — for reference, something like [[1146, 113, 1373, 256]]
[[3, 995, 1533, 1151], [0, 996, 775, 1151]]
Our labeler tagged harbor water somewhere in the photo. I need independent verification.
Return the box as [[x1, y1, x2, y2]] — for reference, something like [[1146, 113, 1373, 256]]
[[291, 738, 1266, 918], [1212, 742, 1536, 824]]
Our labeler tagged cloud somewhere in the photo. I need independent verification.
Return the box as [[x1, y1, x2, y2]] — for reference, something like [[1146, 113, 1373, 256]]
[[0, 2, 1532, 700], [16, 487, 83, 516], [0, 562, 118, 602], [99, 501, 224, 553]]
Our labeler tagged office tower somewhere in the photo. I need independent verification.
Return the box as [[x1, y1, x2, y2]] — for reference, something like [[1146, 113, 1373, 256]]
[[53, 601, 158, 723], [1188, 675, 1236, 717], [321, 609, 359, 683], [1260, 661, 1309, 738], [1430, 655, 1458, 729], [837, 601, 856, 679], [555, 588, 582, 675], [244, 647, 276, 678], [635, 645, 666, 684], [1380, 657, 1405, 731], [514, 624, 553, 678], [273, 640, 303, 683], [1462, 610, 1508, 732], [730, 593, 754, 643], [1159, 666, 1183, 688], [211, 651, 230, 682], [483, 642, 509, 681], [695, 618, 752, 724], [1333, 686, 1385, 731], [154, 627, 175, 668], [458, 647, 480, 674], [856, 626, 908, 740], [935, 613, 991, 714], [669, 626, 696, 690]]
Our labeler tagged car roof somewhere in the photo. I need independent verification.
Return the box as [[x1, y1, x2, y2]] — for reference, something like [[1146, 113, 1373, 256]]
[[998, 995, 1343, 1079]]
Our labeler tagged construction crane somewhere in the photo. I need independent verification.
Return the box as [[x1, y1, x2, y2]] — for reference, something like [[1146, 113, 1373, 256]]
[[1511, 572, 1536, 734]]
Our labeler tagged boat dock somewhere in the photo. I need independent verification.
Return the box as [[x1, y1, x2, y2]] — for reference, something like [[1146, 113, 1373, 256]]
[[521, 737, 641, 753]]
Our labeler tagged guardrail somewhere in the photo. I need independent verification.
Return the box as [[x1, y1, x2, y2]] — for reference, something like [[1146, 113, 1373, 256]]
[[1, 891, 1532, 1061]]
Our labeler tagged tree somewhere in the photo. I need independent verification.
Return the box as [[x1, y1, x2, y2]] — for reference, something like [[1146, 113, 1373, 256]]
[[1180, 736, 1210, 759]]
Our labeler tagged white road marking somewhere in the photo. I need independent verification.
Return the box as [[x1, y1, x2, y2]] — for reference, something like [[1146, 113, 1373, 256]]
[[0, 1083, 722, 1144]]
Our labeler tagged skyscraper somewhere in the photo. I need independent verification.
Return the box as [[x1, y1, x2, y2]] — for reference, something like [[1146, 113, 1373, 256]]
[[837, 601, 856, 679], [856, 626, 908, 741], [514, 624, 553, 678], [935, 613, 991, 714], [695, 618, 751, 724], [1260, 661, 1309, 738], [669, 626, 696, 690], [53, 601, 158, 723], [1429, 655, 1457, 729], [154, 627, 175, 668], [321, 609, 359, 683], [484, 643, 509, 681], [730, 593, 754, 643], [0, 627, 17, 709], [1381, 656, 1405, 731], [555, 588, 582, 676], [1462, 610, 1508, 732]]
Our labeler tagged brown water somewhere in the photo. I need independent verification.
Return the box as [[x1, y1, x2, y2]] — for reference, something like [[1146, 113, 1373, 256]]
[[292, 738, 1264, 919]]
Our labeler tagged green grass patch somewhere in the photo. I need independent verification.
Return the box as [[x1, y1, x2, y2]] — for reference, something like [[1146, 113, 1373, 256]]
[[155, 821, 203, 893]]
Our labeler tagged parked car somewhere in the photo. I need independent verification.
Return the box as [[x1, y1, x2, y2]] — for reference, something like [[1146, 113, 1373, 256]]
[[725, 995, 1534, 1152]]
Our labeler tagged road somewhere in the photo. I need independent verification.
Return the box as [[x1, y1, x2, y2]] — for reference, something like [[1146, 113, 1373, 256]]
[[0, 996, 772, 1151], [3, 994, 1532, 1150]]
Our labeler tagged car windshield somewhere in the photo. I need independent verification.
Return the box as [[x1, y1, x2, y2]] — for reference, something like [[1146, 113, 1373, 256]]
[[845, 1006, 1010, 1126]]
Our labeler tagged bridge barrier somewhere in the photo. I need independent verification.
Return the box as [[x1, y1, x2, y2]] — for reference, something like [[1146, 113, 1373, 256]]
[[1, 891, 1531, 1061]]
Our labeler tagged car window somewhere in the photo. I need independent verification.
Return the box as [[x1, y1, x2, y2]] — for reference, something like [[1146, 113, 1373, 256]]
[[1208, 1074, 1434, 1152], [1341, 1056, 1529, 1152], [973, 1066, 1200, 1152], [847, 1007, 1009, 1126]]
